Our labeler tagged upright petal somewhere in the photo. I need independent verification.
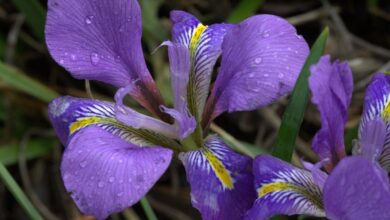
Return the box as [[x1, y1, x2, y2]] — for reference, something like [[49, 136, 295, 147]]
[[357, 118, 386, 162], [170, 10, 233, 117], [45, 0, 165, 117], [247, 155, 325, 220], [308, 55, 353, 170], [48, 96, 176, 148], [323, 156, 390, 220], [179, 136, 255, 220], [205, 15, 309, 123], [62, 126, 172, 219], [359, 73, 390, 171]]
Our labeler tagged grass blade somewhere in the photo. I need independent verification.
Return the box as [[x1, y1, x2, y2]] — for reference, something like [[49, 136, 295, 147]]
[[227, 0, 265, 23], [272, 27, 329, 162], [11, 0, 46, 41], [0, 162, 43, 220], [140, 197, 158, 220], [0, 62, 58, 103]]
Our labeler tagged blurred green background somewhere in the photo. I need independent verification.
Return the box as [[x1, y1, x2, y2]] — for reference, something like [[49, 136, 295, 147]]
[[0, 0, 389, 219]]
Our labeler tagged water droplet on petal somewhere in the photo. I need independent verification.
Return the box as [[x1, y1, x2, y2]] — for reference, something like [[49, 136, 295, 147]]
[[85, 15, 94, 25], [98, 181, 105, 188], [278, 73, 284, 78], [262, 32, 270, 38], [249, 73, 255, 78], [264, 73, 269, 77], [118, 159, 123, 163], [109, 177, 115, 183], [117, 192, 124, 197], [254, 57, 262, 64], [59, 59, 64, 64], [70, 54, 77, 61], [90, 53, 100, 65], [79, 161, 87, 168]]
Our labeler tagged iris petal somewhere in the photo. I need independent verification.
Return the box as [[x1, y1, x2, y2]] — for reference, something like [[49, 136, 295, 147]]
[[179, 136, 255, 220], [62, 126, 172, 219], [247, 155, 325, 220], [45, 0, 165, 117], [309, 55, 353, 170], [205, 15, 309, 124], [359, 73, 390, 171], [170, 10, 233, 117]]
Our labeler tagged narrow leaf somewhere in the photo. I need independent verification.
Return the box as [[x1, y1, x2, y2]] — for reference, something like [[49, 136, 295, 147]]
[[11, 0, 45, 41], [140, 197, 158, 220], [272, 27, 329, 162], [227, 0, 265, 23], [0, 162, 44, 220], [0, 62, 59, 103]]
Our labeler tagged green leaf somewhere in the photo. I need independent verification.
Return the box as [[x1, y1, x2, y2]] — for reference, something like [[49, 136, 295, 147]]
[[0, 162, 44, 220], [140, 197, 158, 220], [272, 27, 329, 162], [0, 139, 56, 166], [227, 0, 265, 23], [11, 0, 46, 42], [344, 124, 359, 153], [0, 62, 59, 103], [139, 0, 167, 43]]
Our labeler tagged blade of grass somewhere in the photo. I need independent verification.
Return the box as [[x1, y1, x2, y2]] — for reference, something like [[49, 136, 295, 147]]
[[0, 62, 58, 102], [0, 139, 56, 166], [11, 0, 45, 41], [140, 197, 158, 220], [272, 27, 329, 162], [0, 162, 43, 220], [227, 0, 265, 23]]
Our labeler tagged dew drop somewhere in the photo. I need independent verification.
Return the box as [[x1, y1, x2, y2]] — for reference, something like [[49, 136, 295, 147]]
[[117, 192, 124, 197], [85, 15, 94, 25], [264, 73, 269, 77], [70, 54, 77, 61], [98, 181, 105, 188], [90, 53, 100, 65], [254, 57, 262, 64], [109, 177, 115, 183], [79, 161, 87, 168], [262, 32, 270, 38], [249, 73, 255, 78], [59, 59, 64, 64], [118, 159, 123, 163], [278, 73, 284, 78]]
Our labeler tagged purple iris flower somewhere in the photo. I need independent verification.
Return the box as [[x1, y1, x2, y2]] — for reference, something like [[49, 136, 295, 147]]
[[45, 0, 309, 219], [247, 55, 390, 220]]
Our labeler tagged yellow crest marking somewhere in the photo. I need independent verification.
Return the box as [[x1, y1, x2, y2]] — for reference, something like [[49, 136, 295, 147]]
[[189, 23, 208, 56], [203, 149, 234, 189], [69, 116, 103, 134], [382, 99, 390, 121], [257, 182, 292, 198]]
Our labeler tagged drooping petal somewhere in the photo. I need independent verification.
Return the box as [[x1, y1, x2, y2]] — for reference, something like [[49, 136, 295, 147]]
[[205, 15, 309, 123], [301, 160, 329, 190], [45, 0, 165, 117], [357, 117, 386, 162], [170, 10, 233, 117], [359, 72, 390, 170], [62, 126, 172, 219], [179, 136, 255, 220], [247, 155, 325, 220], [308, 55, 353, 170], [48, 96, 172, 147], [323, 156, 390, 220]]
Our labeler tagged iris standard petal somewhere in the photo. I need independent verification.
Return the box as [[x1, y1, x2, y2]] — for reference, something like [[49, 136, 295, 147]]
[[170, 10, 233, 117], [358, 118, 386, 162], [323, 156, 390, 220], [45, 0, 165, 117], [205, 15, 309, 122], [247, 155, 325, 220], [308, 55, 353, 170], [359, 72, 390, 170], [62, 126, 172, 219], [48, 96, 176, 148], [179, 136, 255, 220]]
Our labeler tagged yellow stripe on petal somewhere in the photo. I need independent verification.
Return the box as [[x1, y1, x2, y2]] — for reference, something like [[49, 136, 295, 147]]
[[382, 99, 390, 121], [257, 182, 293, 198], [69, 116, 104, 134], [189, 23, 208, 57], [203, 149, 234, 189]]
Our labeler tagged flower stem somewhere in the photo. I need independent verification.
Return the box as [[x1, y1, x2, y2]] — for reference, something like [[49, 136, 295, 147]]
[[140, 197, 158, 220]]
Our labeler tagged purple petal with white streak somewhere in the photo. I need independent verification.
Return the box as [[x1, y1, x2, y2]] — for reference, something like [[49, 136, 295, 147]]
[[179, 136, 255, 220], [246, 155, 325, 220]]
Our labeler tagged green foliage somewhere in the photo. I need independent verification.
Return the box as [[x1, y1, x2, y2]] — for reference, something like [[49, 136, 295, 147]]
[[227, 0, 265, 23], [272, 27, 329, 162]]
